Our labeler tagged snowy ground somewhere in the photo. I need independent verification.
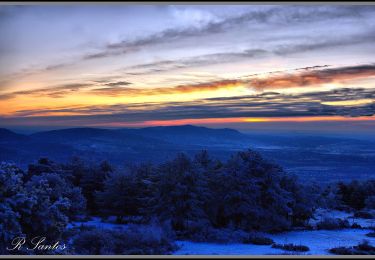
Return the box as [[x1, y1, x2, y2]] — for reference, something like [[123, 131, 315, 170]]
[[174, 241, 284, 255], [67, 217, 128, 230], [174, 229, 375, 255], [174, 208, 375, 255], [309, 208, 375, 228], [67, 209, 375, 255]]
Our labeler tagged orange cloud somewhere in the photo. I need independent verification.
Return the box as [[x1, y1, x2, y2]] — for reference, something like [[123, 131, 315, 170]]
[[92, 64, 375, 97], [90, 79, 244, 97], [250, 64, 375, 90]]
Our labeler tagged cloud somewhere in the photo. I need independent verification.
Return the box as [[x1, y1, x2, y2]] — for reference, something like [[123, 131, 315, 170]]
[[119, 63, 375, 95], [104, 81, 132, 87], [249, 64, 375, 91], [0, 83, 91, 100], [273, 29, 375, 56], [3, 88, 374, 127], [3, 5, 375, 85], [90, 79, 244, 97], [120, 49, 268, 76], [81, 5, 375, 62], [2, 63, 374, 100]]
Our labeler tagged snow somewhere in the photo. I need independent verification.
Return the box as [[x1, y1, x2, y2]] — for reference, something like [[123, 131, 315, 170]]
[[270, 229, 375, 255], [310, 208, 375, 228], [67, 217, 127, 230], [174, 229, 375, 255], [68, 209, 375, 255], [174, 241, 285, 255]]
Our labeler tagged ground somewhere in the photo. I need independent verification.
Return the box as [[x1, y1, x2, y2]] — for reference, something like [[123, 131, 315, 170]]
[[67, 208, 375, 255]]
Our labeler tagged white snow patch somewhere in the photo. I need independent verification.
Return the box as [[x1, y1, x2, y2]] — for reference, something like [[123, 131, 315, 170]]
[[310, 208, 375, 228], [67, 217, 127, 230], [174, 241, 285, 255], [270, 229, 375, 255]]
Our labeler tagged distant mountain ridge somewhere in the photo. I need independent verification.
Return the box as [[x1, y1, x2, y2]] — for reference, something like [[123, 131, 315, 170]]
[[0, 128, 27, 141], [116, 124, 248, 146], [1, 125, 375, 183], [0, 125, 253, 167]]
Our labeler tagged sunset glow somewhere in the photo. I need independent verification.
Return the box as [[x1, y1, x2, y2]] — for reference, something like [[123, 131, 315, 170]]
[[1, 5, 375, 133]]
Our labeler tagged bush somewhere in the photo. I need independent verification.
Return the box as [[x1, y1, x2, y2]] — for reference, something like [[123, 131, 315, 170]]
[[243, 233, 274, 245], [272, 243, 310, 252], [329, 246, 352, 255], [316, 217, 350, 230], [351, 223, 362, 229], [336, 180, 375, 211], [329, 240, 375, 255], [179, 223, 250, 244], [72, 224, 177, 255], [354, 211, 374, 219], [365, 196, 375, 209]]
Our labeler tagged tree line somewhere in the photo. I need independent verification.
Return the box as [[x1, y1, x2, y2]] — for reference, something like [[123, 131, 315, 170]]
[[1, 149, 374, 254]]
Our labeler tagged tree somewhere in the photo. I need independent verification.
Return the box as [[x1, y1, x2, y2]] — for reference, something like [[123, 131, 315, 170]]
[[0, 162, 25, 254], [0, 161, 86, 254], [152, 153, 209, 233], [337, 181, 366, 210], [365, 196, 375, 209], [79, 161, 112, 213], [96, 171, 140, 222]]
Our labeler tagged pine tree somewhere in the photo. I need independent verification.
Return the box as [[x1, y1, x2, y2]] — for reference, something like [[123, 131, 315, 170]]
[[96, 171, 139, 222]]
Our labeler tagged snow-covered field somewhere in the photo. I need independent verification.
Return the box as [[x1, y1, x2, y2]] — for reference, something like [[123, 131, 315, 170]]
[[174, 241, 285, 255], [174, 209, 375, 255], [174, 229, 375, 255], [309, 208, 375, 228], [67, 209, 375, 255]]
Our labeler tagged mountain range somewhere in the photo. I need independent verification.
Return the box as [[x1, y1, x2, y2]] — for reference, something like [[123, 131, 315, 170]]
[[1, 125, 375, 183]]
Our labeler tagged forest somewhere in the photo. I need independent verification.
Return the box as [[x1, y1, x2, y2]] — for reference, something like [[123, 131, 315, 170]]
[[1, 149, 375, 255]]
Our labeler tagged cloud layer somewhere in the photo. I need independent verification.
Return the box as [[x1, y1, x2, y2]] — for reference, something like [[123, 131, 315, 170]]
[[2, 88, 374, 127]]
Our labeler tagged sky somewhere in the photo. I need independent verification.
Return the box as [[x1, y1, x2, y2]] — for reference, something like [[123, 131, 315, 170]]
[[0, 4, 375, 134]]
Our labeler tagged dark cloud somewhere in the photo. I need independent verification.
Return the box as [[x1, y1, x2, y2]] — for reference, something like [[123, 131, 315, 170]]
[[104, 81, 132, 87], [121, 49, 268, 76], [274, 30, 375, 56], [0, 83, 91, 100], [44, 63, 71, 71], [3, 88, 374, 126]]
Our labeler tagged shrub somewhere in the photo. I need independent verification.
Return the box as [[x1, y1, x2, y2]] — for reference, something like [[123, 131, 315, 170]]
[[272, 243, 310, 252], [329, 240, 375, 255], [336, 180, 375, 211], [351, 223, 362, 229], [316, 217, 350, 230], [365, 196, 375, 209], [357, 240, 375, 252], [180, 224, 250, 244], [72, 224, 177, 255], [243, 233, 274, 245], [329, 246, 352, 255], [354, 211, 374, 219]]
